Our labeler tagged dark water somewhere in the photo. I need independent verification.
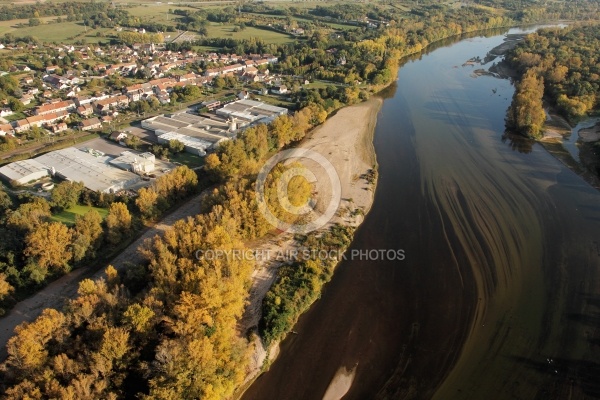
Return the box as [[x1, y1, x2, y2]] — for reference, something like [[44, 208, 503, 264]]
[[243, 28, 600, 400]]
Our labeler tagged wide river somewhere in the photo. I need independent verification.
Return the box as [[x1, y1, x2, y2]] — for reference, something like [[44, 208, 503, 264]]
[[243, 28, 600, 399]]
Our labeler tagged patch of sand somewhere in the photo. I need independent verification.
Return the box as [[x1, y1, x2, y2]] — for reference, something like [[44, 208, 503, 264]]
[[322, 364, 358, 400], [579, 123, 600, 142]]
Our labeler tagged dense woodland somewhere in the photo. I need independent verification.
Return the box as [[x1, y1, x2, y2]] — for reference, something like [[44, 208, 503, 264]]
[[3, 1, 600, 398], [506, 24, 600, 137]]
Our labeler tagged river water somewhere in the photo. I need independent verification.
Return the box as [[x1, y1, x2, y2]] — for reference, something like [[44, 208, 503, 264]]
[[243, 28, 600, 399]]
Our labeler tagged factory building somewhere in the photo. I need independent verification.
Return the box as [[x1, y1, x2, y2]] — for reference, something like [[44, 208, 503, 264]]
[[34, 148, 140, 193], [142, 112, 235, 156], [0, 159, 49, 185], [109, 151, 156, 174], [215, 99, 288, 125], [156, 132, 214, 156]]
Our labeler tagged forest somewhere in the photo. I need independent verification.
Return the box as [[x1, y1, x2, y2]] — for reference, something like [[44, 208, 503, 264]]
[[506, 24, 600, 137]]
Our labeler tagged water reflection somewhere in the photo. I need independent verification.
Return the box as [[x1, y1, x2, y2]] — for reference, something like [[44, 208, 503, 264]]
[[501, 131, 534, 153]]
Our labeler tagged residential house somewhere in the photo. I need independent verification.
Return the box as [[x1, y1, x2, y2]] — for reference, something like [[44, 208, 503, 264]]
[[271, 85, 288, 95], [80, 117, 102, 131], [77, 104, 94, 117], [51, 122, 68, 134], [35, 100, 75, 116], [109, 131, 128, 142], [0, 123, 14, 136]]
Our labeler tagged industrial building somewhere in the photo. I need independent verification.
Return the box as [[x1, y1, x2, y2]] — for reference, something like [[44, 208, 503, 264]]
[[0, 159, 49, 185], [215, 99, 288, 125], [34, 147, 141, 193], [142, 112, 235, 155], [157, 132, 214, 156], [109, 151, 156, 173]]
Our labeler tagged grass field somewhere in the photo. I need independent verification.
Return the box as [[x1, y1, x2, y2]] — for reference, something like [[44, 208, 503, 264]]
[[0, 16, 115, 43], [51, 204, 109, 225], [169, 151, 204, 169], [206, 24, 296, 44]]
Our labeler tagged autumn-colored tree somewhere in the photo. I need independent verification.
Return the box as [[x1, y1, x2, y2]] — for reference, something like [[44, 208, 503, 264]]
[[135, 187, 159, 218], [105, 202, 132, 244], [6, 308, 68, 373], [122, 303, 154, 333], [72, 210, 103, 261], [7, 197, 51, 232], [506, 70, 546, 138], [24, 222, 73, 273]]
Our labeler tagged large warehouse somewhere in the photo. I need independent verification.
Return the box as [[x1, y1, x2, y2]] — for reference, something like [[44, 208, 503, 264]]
[[0, 159, 49, 185], [34, 147, 141, 193], [142, 112, 234, 155], [216, 99, 288, 125]]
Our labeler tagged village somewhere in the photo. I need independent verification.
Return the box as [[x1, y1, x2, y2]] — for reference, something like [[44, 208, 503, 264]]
[[0, 41, 293, 194]]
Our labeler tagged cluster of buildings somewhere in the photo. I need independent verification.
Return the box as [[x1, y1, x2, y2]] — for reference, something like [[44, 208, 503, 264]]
[[0, 146, 160, 193], [141, 99, 288, 156], [0, 48, 282, 139], [142, 112, 235, 156]]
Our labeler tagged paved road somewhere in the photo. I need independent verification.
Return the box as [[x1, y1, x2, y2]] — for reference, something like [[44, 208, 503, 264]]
[[0, 192, 203, 361]]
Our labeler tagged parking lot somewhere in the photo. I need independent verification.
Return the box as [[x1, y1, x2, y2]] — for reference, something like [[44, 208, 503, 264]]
[[77, 137, 129, 157]]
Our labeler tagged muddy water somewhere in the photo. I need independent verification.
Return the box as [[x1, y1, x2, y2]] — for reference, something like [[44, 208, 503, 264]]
[[243, 28, 600, 400]]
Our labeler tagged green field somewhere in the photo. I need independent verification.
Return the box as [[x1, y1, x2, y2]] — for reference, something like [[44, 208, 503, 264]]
[[169, 151, 204, 169], [206, 24, 296, 44], [51, 204, 109, 226], [0, 16, 115, 43]]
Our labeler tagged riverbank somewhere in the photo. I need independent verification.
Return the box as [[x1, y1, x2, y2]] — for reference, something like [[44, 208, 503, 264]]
[[236, 96, 383, 398]]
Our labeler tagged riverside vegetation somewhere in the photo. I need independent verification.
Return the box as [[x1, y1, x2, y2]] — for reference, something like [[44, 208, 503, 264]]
[[3, 1, 600, 398], [506, 24, 600, 138]]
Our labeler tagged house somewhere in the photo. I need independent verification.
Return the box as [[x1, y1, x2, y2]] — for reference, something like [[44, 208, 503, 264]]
[[0, 108, 13, 118], [77, 104, 95, 117], [80, 117, 102, 131], [35, 100, 75, 116], [271, 85, 288, 95], [93, 95, 129, 115], [237, 90, 250, 100], [45, 66, 59, 74], [51, 122, 68, 134], [109, 131, 128, 142], [20, 76, 34, 85], [0, 123, 14, 136]]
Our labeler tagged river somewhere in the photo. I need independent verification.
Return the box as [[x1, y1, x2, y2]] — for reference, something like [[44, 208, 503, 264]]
[[243, 28, 600, 399]]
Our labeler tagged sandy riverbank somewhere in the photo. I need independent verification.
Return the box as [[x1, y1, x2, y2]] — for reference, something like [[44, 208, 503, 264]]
[[237, 97, 384, 397]]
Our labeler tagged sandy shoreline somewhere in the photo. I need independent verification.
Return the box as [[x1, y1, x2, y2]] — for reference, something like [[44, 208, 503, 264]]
[[237, 97, 384, 397]]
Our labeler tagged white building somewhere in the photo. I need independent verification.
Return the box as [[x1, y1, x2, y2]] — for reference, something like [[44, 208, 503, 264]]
[[109, 151, 156, 173], [0, 159, 49, 185]]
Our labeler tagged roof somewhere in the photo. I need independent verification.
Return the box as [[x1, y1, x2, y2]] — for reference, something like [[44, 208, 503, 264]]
[[34, 147, 140, 193], [81, 117, 101, 127], [0, 159, 48, 181]]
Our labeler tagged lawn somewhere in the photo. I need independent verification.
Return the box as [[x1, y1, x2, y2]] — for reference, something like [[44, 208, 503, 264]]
[[169, 152, 205, 169], [205, 24, 296, 44], [51, 204, 109, 226]]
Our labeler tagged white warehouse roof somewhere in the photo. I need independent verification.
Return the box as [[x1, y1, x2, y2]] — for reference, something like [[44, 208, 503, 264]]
[[0, 159, 49, 185]]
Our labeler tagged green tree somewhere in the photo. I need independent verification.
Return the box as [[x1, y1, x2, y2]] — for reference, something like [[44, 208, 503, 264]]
[[50, 181, 85, 211]]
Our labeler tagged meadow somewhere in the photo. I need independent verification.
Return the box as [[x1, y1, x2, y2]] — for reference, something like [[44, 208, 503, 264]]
[[50, 204, 109, 225]]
